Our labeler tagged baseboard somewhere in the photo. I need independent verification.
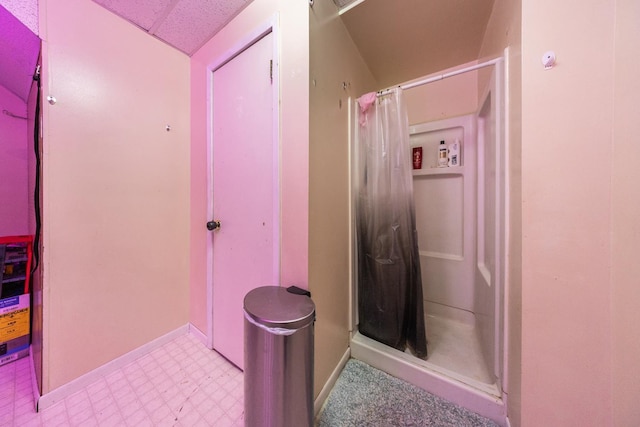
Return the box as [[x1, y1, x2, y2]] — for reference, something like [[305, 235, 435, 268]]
[[188, 323, 209, 348], [314, 347, 351, 417], [37, 324, 189, 411]]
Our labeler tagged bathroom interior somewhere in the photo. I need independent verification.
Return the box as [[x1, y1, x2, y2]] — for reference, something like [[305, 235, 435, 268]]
[[311, 0, 510, 422], [4, 0, 638, 425], [0, 0, 519, 425]]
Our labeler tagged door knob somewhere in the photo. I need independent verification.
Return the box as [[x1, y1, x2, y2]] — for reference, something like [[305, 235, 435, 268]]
[[207, 220, 221, 231]]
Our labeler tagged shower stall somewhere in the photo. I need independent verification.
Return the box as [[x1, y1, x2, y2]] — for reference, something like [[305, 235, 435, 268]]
[[349, 57, 507, 422]]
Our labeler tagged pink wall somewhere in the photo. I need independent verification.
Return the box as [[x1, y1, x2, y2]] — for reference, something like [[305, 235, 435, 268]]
[[521, 0, 614, 424], [0, 84, 29, 236], [40, 0, 190, 392], [189, 0, 309, 334]]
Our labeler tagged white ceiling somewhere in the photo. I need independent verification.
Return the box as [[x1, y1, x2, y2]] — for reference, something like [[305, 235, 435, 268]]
[[0, 0, 37, 34], [0, 0, 254, 111], [0, 2, 40, 102], [0, 0, 495, 103], [339, 0, 496, 88], [92, 0, 253, 56], [92, 0, 495, 82]]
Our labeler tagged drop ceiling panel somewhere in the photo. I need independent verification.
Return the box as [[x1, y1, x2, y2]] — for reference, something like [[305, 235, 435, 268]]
[[92, 0, 252, 56], [0, 4, 40, 101], [93, 0, 175, 31], [154, 0, 248, 55], [0, 0, 38, 35]]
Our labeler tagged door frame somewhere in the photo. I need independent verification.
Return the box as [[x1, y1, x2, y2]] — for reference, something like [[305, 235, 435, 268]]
[[477, 55, 506, 393], [205, 16, 281, 349]]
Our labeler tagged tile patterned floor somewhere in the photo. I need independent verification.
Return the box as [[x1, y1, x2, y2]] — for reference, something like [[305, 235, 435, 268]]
[[0, 333, 244, 426]]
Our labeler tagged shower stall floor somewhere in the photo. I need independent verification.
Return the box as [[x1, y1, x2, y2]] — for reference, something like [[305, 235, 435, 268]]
[[350, 325, 505, 423], [351, 307, 501, 401], [423, 313, 494, 386]]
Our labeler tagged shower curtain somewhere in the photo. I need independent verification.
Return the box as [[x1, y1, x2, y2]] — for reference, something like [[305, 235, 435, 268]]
[[355, 88, 427, 359]]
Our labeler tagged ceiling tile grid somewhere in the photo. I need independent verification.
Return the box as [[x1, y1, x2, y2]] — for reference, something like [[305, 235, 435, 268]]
[[92, 0, 251, 56], [0, 5, 40, 101], [154, 0, 248, 54], [0, 0, 38, 35], [93, 0, 176, 31]]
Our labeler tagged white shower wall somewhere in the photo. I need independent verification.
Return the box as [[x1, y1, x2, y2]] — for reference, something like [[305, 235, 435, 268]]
[[405, 62, 504, 392], [409, 115, 476, 321]]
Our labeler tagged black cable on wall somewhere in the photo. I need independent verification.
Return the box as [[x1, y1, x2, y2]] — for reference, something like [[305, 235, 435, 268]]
[[31, 65, 41, 276]]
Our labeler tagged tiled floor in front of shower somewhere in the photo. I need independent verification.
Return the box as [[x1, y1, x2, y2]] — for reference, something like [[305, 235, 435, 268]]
[[0, 333, 244, 426], [1, 322, 495, 426]]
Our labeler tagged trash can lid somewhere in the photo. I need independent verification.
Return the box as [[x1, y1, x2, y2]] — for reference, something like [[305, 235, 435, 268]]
[[244, 286, 315, 330]]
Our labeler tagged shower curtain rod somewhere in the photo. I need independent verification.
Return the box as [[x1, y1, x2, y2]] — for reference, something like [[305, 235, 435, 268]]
[[377, 57, 502, 97]]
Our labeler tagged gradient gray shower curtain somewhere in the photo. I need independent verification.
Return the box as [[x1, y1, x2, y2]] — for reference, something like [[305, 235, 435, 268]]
[[355, 88, 427, 359]]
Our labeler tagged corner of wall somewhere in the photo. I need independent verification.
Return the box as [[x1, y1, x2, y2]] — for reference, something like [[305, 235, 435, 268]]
[[308, 0, 377, 399]]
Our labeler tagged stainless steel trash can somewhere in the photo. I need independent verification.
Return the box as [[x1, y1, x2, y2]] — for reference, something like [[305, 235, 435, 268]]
[[243, 286, 315, 427]]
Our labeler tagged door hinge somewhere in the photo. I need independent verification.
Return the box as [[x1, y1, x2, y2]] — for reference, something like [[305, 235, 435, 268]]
[[269, 59, 273, 84]]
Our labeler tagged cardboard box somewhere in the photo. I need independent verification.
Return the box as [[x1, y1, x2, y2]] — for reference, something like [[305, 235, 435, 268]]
[[0, 293, 30, 366]]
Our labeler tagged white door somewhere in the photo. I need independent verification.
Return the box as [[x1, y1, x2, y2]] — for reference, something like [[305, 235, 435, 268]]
[[211, 31, 278, 370]]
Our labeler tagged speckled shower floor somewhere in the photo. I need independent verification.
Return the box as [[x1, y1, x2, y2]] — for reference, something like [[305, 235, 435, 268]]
[[315, 359, 498, 427]]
